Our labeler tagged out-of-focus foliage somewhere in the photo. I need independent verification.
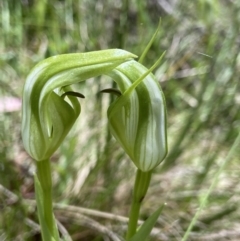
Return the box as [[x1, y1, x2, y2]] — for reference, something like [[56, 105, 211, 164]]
[[0, 0, 240, 240]]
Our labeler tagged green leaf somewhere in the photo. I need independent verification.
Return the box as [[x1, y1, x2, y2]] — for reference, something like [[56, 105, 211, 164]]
[[129, 204, 165, 241]]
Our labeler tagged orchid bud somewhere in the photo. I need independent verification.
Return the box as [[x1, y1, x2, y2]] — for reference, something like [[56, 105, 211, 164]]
[[107, 60, 167, 172], [21, 49, 137, 161]]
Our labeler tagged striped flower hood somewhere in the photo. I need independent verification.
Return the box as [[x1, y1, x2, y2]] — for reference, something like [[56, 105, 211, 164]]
[[108, 60, 167, 172]]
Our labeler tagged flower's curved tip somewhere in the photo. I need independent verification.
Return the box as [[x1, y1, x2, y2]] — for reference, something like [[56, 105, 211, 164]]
[[61, 91, 85, 99], [99, 88, 122, 97], [113, 48, 138, 59]]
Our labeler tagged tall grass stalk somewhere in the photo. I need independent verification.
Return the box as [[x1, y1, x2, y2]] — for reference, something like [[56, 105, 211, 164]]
[[182, 131, 240, 241]]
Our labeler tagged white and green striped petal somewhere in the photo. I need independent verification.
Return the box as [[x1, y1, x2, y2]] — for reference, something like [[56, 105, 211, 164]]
[[108, 60, 167, 172], [22, 49, 137, 161]]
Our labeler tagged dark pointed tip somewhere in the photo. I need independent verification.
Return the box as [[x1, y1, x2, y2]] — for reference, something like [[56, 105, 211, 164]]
[[61, 91, 85, 99], [99, 88, 122, 97]]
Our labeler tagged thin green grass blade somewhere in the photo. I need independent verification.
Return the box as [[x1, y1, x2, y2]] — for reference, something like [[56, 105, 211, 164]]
[[138, 18, 161, 64], [182, 131, 240, 241], [129, 203, 166, 241]]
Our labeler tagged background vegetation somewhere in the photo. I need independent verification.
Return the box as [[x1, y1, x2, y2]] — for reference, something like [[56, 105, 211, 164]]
[[0, 0, 240, 240]]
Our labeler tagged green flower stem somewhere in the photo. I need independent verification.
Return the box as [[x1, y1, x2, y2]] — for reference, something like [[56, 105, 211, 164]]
[[126, 169, 152, 240], [36, 159, 57, 239]]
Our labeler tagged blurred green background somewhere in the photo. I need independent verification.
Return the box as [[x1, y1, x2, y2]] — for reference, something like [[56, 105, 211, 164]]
[[0, 0, 240, 240]]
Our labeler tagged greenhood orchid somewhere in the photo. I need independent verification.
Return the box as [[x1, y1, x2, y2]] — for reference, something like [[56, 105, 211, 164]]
[[21, 48, 168, 241], [22, 49, 167, 171], [22, 49, 136, 161]]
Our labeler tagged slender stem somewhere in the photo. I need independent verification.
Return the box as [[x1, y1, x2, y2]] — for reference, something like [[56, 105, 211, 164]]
[[36, 159, 55, 238], [126, 169, 152, 240]]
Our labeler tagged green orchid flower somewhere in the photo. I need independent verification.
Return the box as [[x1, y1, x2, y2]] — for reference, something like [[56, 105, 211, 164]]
[[107, 60, 168, 172], [21, 48, 168, 241], [22, 48, 167, 171], [21, 49, 136, 161]]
